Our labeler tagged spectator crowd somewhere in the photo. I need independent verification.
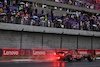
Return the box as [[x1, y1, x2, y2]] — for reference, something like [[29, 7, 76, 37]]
[[0, 1, 100, 32], [47, 0, 100, 11]]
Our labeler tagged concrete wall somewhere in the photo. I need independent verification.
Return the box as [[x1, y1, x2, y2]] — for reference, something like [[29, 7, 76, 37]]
[[0, 23, 100, 49], [78, 36, 91, 49], [43, 34, 61, 49], [62, 35, 77, 49], [22, 32, 42, 49], [0, 30, 100, 49], [0, 30, 21, 48], [93, 37, 100, 49]]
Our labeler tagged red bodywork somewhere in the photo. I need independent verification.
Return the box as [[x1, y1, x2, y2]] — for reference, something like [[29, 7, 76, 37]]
[[48, 49, 94, 61], [55, 50, 82, 60], [66, 50, 82, 59]]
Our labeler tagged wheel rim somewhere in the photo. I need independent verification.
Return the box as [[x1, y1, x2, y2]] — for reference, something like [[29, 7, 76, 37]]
[[90, 56, 93, 60], [69, 56, 72, 60]]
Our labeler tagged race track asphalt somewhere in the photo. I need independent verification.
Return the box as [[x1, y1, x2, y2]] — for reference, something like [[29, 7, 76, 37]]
[[0, 60, 100, 67]]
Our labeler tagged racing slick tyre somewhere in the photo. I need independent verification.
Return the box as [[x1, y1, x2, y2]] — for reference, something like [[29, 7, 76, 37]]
[[87, 55, 93, 61], [66, 55, 73, 62]]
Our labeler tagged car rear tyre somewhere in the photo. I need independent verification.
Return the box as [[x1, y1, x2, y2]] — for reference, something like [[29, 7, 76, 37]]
[[87, 55, 93, 61], [66, 55, 73, 62]]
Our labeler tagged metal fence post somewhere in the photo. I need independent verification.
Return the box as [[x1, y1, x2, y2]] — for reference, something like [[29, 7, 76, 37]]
[[60, 32, 64, 49], [77, 33, 80, 49], [91, 35, 94, 50], [20, 28, 24, 49], [42, 30, 45, 49]]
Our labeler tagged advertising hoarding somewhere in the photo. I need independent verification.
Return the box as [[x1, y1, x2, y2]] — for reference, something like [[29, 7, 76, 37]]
[[2, 48, 20, 57], [32, 49, 46, 56]]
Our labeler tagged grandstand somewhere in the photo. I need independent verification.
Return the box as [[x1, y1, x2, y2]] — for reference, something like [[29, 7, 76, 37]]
[[0, 0, 100, 50]]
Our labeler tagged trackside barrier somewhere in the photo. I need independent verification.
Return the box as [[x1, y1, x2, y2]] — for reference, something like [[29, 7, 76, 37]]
[[46, 49, 56, 55], [88, 50, 94, 55], [2, 48, 20, 57], [95, 49, 100, 56], [20, 49, 32, 56], [32, 49, 46, 56], [56, 49, 69, 53], [1, 48, 100, 56], [0, 49, 2, 57], [77, 49, 88, 56]]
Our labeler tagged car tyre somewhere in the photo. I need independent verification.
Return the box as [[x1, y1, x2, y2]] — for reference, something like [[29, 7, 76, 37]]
[[87, 55, 93, 61], [66, 55, 73, 62]]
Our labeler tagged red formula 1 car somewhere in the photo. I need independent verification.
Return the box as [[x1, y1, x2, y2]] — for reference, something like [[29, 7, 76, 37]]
[[54, 51, 81, 62], [54, 50, 94, 62]]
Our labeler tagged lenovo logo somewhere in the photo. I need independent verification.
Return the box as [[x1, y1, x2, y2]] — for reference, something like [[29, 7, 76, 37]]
[[78, 51, 87, 54], [3, 50, 19, 55], [33, 50, 46, 55], [96, 51, 100, 55], [2, 48, 20, 57]]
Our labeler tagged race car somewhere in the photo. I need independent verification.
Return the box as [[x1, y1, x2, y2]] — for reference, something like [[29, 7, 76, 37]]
[[55, 51, 81, 62], [53, 50, 94, 62]]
